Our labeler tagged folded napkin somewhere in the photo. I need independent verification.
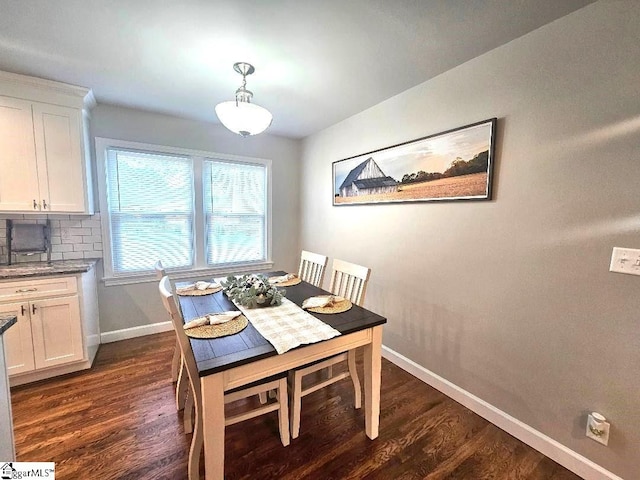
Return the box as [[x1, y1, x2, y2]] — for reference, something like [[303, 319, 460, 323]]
[[302, 295, 344, 310], [176, 281, 220, 294], [268, 273, 298, 284], [183, 311, 242, 330]]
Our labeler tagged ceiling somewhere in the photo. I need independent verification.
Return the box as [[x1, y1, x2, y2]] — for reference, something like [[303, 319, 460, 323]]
[[0, 0, 594, 139]]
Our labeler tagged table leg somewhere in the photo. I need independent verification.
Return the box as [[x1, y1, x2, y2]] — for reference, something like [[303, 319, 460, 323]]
[[201, 373, 226, 480], [363, 325, 383, 439]]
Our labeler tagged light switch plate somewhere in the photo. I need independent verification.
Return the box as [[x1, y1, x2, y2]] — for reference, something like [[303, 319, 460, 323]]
[[610, 247, 640, 276]]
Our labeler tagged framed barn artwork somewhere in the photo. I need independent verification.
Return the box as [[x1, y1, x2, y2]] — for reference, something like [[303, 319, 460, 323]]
[[332, 118, 497, 206]]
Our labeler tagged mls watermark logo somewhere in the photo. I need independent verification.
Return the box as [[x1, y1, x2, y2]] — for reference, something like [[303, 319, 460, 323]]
[[1, 463, 55, 479]]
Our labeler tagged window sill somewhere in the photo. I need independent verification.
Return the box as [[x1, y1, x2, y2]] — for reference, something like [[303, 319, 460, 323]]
[[102, 261, 275, 287]]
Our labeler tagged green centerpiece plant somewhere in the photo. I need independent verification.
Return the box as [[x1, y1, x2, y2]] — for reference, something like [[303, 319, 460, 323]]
[[221, 274, 285, 308]]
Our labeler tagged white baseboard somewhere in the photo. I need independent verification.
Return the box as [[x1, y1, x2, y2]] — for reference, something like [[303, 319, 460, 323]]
[[382, 346, 623, 480], [100, 321, 173, 344]]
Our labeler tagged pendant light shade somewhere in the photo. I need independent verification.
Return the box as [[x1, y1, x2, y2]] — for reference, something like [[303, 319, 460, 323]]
[[215, 101, 272, 137], [215, 62, 273, 137]]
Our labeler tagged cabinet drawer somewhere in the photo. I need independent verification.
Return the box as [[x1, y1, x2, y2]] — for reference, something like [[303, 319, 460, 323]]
[[0, 276, 77, 302]]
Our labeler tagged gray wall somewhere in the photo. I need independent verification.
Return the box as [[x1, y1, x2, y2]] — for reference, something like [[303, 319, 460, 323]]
[[299, 2, 639, 478], [91, 105, 301, 332]]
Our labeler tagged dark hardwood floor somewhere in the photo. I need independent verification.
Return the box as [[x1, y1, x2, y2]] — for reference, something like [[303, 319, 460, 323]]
[[11, 332, 582, 480]]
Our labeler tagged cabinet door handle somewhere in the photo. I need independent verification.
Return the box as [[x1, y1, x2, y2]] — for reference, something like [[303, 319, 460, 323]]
[[33, 199, 39, 210], [43, 199, 48, 210], [15, 288, 38, 293], [21, 305, 26, 316], [32, 304, 37, 314]]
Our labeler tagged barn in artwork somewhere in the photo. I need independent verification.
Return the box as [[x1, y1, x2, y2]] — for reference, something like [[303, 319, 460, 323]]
[[338, 157, 397, 197]]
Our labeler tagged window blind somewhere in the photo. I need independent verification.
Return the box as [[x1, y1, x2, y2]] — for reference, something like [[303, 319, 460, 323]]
[[105, 148, 194, 274], [203, 159, 266, 265]]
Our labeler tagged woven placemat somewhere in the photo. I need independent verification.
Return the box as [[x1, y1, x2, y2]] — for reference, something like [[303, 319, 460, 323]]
[[184, 315, 248, 339], [176, 285, 223, 296], [307, 297, 353, 314], [271, 276, 301, 287]]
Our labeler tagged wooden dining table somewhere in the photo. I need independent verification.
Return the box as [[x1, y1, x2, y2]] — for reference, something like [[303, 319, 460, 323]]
[[176, 271, 386, 480]]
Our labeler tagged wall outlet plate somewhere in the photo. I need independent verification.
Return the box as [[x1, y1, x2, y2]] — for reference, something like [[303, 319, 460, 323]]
[[609, 247, 640, 276], [586, 413, 610, 446]]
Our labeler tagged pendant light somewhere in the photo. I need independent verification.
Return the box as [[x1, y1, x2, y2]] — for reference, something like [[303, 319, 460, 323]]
[[215, 62, 273, 137]]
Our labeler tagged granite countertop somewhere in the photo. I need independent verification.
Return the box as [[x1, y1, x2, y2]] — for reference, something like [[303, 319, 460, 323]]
[[0, 259, 99, 280], [0, 315, 17, 335]]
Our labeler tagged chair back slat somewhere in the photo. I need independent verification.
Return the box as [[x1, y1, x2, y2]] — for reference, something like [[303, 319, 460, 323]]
[[158, 276, 202, 407], [298, 250, 328, 288], [329, 259, 371, 306]]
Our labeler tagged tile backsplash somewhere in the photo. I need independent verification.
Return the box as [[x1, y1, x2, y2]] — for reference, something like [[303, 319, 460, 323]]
[[0, 213, 104, 264]]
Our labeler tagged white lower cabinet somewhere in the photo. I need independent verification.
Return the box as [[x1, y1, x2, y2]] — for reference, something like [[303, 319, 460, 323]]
[[0, 303, 35, 375], [0, 271, 99, 385], [31, 295, 83, 370], [2, 296, 83, 375]]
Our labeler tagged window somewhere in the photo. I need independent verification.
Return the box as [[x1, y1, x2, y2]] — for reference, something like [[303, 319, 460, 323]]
[[203, 160, 266, 265], [96, 138, 272, 284], [106, 149, 194, 273]]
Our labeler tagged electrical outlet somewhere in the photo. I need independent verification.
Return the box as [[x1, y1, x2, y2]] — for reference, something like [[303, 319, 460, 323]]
[[609, 247, 640, 276], [586, 412, 610, 446]]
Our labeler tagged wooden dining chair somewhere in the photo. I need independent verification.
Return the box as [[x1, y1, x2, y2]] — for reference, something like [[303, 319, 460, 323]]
[[289, 258, 371, 439], [155, 260, 188, 414], [158, 276, 290, 480], [157, 271, 269, 434], [297, 250, 328, 288], [327, 259, 371, 306]]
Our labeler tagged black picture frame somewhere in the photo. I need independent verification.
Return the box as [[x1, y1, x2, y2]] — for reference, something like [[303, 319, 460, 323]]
[[332, 118, 497, 206]]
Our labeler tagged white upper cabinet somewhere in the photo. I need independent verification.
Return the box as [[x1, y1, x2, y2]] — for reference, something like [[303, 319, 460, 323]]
[[32, 103, 86, 212], [0, 97, 40, 211], [0, 71, 95, 214]]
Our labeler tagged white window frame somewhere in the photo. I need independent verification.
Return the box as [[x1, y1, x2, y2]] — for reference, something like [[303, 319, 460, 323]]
[[95, 137, 273, 286]]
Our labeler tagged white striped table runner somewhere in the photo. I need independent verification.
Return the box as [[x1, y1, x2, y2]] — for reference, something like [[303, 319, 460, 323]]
[[236, 298, 340, 354]]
